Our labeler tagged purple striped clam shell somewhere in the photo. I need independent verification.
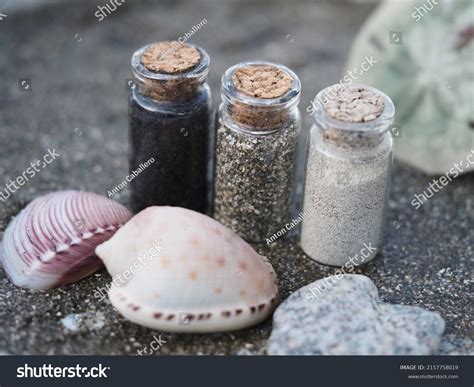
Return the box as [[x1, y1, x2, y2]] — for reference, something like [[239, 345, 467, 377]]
[[1, 190, 132, 289]]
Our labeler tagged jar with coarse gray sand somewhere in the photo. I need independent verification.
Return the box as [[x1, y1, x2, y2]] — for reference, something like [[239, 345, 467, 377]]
[[301, 84, 395, 266], [214, 61, 301, 242]]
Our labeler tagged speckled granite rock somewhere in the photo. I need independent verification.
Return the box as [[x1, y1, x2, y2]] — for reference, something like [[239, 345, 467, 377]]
[[268, 275, 445, 355], [437, 334, 474, 356]]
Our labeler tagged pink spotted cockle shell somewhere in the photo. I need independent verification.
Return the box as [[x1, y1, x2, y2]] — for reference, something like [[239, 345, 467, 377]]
[[95, 206, 279, 333], [1, 190, 132, 289]]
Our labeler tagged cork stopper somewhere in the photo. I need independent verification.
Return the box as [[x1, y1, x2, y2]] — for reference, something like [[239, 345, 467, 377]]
[[232, 65, 292, 99], [141, 42, 201, 74], [323, 86, 385, 123], [318, 86, 387, 150], [222, 63, 300, 132], [132, 42, 209, 102]]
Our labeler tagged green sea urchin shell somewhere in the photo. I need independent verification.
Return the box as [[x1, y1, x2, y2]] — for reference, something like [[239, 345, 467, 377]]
[[346, 0, 474, 175]]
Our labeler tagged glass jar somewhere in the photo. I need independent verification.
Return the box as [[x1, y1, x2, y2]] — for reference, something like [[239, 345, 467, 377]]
[[214, 61, 301, 243], [301, 84, 395, 266], [129, 42, 213, 214]]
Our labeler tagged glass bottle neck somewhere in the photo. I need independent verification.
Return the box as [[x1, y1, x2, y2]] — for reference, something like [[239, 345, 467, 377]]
[[312, 84, 395, 151], [131, 43, 210, 103], [220, 61, 301, 135], [220, 100, 299, 135]]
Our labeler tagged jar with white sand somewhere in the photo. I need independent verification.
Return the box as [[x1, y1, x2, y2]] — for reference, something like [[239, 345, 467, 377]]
[[301, 84, 395, 266]]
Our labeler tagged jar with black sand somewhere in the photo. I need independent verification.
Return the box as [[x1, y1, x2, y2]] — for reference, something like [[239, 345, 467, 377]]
[[129, 41, 213, 214]]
